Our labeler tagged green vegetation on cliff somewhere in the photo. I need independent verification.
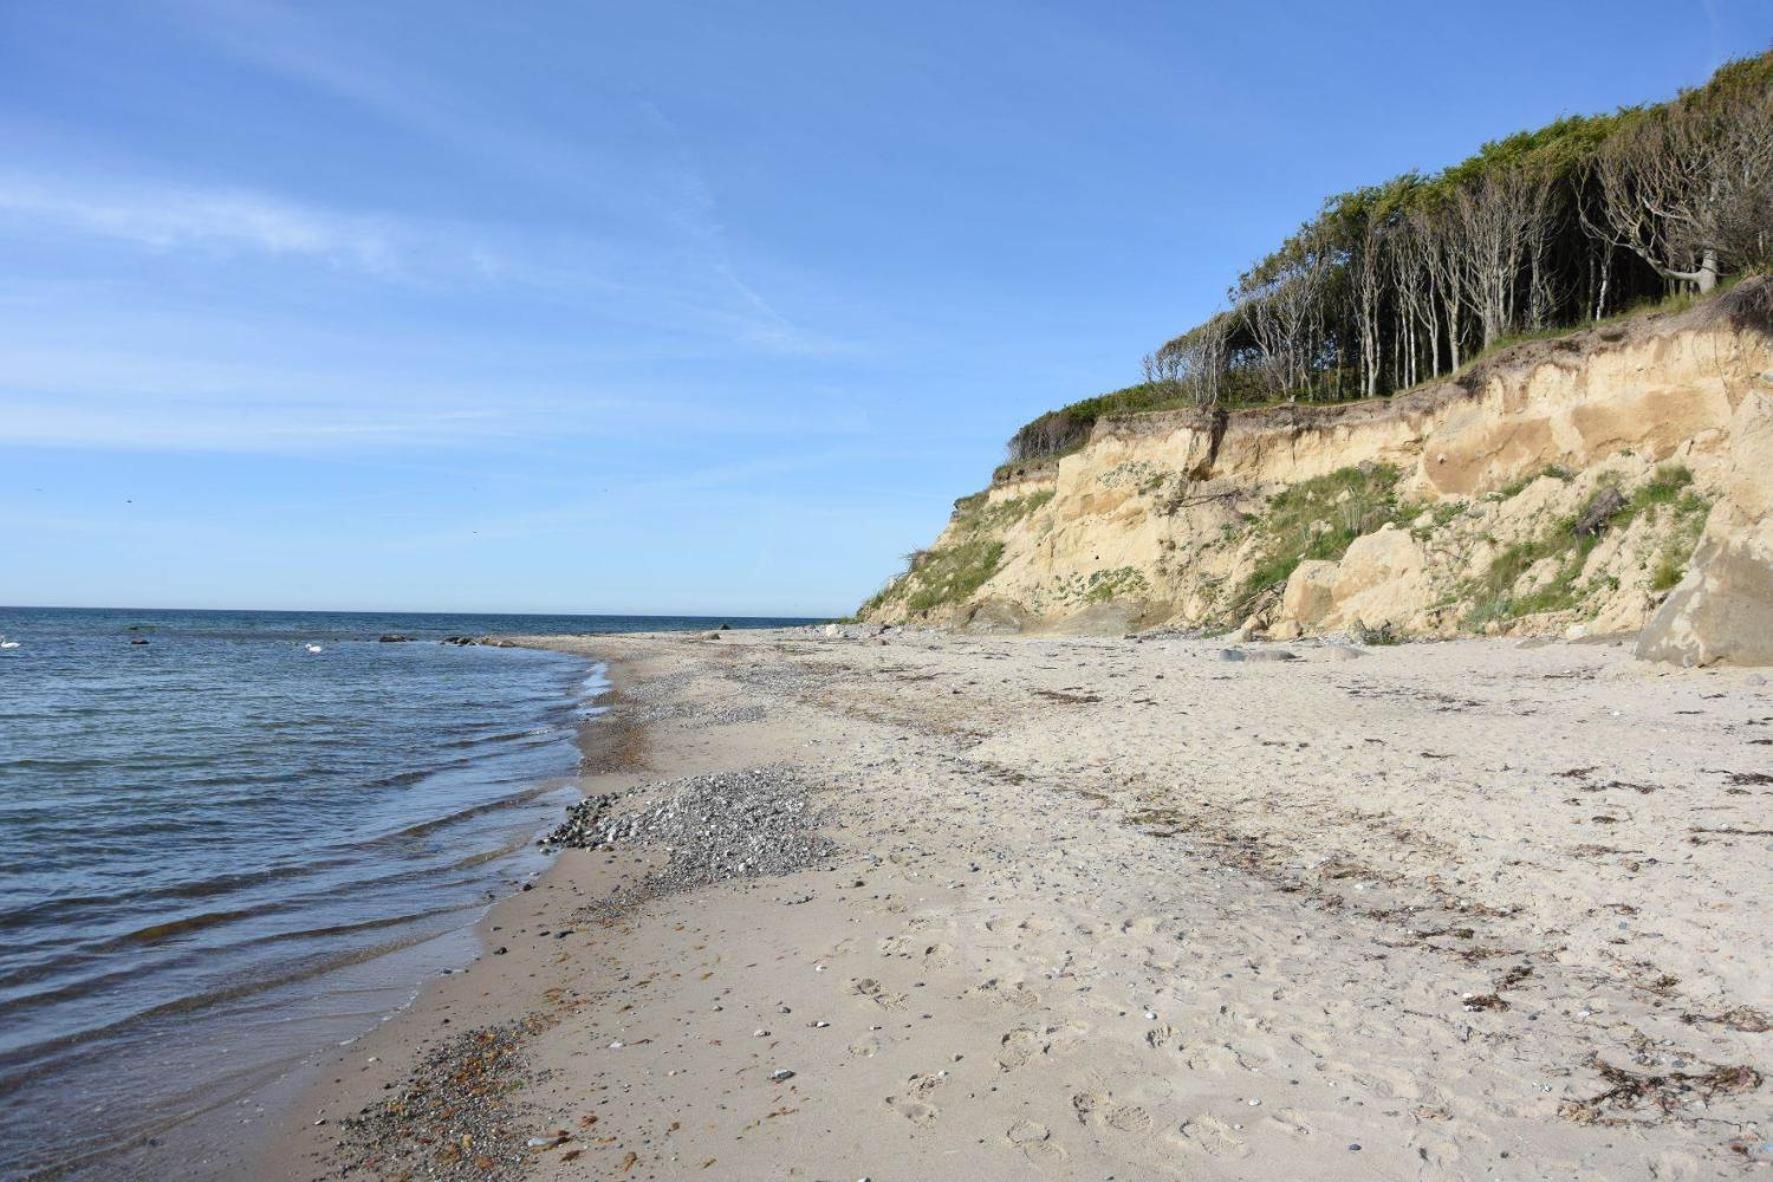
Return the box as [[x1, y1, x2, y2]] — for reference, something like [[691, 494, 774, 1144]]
[[1236, 465, 1410, 606], [862, 491, 1051, 618], [1461, 465, 1710, 627]]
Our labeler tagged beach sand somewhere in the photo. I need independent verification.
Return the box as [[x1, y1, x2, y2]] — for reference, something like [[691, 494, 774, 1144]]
[[262, 628, 1772, 1180]]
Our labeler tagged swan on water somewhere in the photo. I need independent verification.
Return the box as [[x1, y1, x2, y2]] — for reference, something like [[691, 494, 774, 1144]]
[[304, 643, 323, 653], [0, 636, 18, 649]]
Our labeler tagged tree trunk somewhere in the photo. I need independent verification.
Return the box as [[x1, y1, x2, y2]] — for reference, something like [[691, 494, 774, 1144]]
[[1696, 248, 1718, 293]]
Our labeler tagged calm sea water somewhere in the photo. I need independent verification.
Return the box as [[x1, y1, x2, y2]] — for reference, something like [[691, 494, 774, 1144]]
[[0, 607, 810, 1181]]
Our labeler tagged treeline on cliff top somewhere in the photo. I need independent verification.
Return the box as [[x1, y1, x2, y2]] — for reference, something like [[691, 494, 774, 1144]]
[[1007, 50, 1773, 465]]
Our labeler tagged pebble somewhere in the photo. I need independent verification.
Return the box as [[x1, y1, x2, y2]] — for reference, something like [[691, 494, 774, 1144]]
[[769, 1068, 795, 1082], [546, 768, 835, 892]]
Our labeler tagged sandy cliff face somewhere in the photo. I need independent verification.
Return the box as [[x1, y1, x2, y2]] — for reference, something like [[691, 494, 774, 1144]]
[[863, 280, 1773, 663]]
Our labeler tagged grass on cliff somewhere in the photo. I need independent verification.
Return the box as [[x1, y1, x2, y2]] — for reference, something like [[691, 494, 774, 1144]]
[[860, 491, 1052, 617], [1462, 464, 1708, 627], [901, 538, 1006, 614], [1235, 464, 1410, 609]]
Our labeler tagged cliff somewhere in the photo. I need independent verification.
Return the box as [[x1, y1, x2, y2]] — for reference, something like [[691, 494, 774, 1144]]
[[861, 278, 1773, 664]]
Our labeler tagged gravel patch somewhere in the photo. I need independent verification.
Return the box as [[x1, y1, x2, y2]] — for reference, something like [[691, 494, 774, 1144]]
[[332, 1015, 551, 1181], [547, 767, 835, 893], [623, 700, 768, 726]]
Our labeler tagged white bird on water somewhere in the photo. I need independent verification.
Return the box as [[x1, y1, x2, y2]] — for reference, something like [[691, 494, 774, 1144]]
[[0, 635, 18, 649], [304, 643, 323, 654]]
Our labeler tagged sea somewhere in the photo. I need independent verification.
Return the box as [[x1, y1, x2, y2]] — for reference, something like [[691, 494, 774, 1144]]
[[0, 607, 812, 1181]]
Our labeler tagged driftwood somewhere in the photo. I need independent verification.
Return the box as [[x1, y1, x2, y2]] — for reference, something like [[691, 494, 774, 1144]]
[[1573, 486, 1626, 536]]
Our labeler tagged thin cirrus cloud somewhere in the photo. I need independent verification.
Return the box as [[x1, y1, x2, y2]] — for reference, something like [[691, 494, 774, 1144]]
[[0, 325, 874, 453], [0, 176, 399, 270], [0, 0, 850, 460], [0, 167, 837, 353], [162, 0, 787, 308], [0, 170, 850, 452]]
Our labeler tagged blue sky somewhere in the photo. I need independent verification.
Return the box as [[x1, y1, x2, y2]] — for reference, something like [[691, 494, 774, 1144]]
[[3, 1, 1768, 616]]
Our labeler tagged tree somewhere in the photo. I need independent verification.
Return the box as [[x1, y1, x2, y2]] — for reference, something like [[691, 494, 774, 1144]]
[[1455, 167, 1556, 346], [1582, 61, 1773, 293]]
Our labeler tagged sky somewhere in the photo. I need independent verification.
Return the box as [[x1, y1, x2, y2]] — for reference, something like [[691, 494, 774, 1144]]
[[2, 1, 1768, 616]]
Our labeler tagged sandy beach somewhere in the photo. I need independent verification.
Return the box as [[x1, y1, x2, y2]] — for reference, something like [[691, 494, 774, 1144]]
[[263, 627, 1772, 1181]]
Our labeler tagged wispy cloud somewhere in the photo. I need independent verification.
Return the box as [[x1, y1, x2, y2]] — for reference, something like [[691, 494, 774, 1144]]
[[0, 177, 398, 270], [161, 0, 810, 344], [0, 167, 848, 357], [0, 0, 863, 458], [165, 0, 637, 213]]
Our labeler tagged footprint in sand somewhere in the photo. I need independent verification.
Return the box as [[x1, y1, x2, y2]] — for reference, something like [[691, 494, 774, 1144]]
[[887, 1096, 939, 1125], [997, 1026, 1050, 1071], [1646, 1151, 1706, 1180], [1071, 1092, 1152, 1135], [1409, 1133, 1461, 1168], [1182, 1043, 1250, 1073], [971, 977, 1041, 1010], [1070, 1091, 1106, 1123], [1264, 1107, 1312, 1137], [1105, 1104, 1154, 1134], [1144, 1023, 1181, 1051], [885, 1077, 943, 1127], [1005, 1119, 1067, 1164], [1176, 1113, 1250, 1159], [1348, 1065, 1422, 1101], [849, 977, 906, 1010]]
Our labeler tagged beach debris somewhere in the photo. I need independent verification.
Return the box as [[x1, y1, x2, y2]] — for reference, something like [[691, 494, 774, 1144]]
[[769, 1068, 796, 1082], [1560, 1059, 1762, 1124], [334, 1016, 549, 1181], [1681, 1005, 1773, 1033]]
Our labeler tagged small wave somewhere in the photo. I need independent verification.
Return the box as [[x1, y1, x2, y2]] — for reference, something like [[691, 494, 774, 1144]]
[[342, 780, 568, 848], [0, 913, 480, 1083], [118, 906, 262, 944]]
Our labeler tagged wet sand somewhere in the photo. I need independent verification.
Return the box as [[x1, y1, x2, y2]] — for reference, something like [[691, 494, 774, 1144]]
[[263, 627, 1772, 1180]]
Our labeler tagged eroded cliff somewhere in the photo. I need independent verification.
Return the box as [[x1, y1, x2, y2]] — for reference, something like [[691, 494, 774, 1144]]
[[862, 280, 1773, 663]]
